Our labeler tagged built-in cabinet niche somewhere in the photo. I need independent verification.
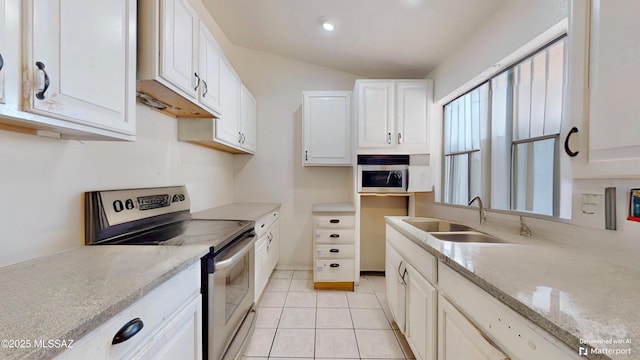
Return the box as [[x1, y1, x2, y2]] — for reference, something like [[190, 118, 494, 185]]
[[0, 0, 136, 140], [138, 0, 257, 154], [567, 0, 640, 178]]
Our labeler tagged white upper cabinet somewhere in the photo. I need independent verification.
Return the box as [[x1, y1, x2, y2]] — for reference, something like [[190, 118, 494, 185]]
[[356, 80, 394, 149], [159, 0, 198, 99], [240, 83, 257, 153], [0, 0, 136, 140], [356, 79, 431, 154], [23, 0, 135, 136], [302, 91, 352, 166], [216, 60, 241, 146], [198, 22, 221, 115], [567, 0, 640, 178]]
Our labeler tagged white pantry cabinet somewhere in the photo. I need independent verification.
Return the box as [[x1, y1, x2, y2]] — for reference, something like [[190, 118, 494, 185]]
[[0, 0, 135, 140], [55, 263, 202, 360], [355, 79, 431, 154], [302, 91, 352, 166], [567, 0, 640, 178]]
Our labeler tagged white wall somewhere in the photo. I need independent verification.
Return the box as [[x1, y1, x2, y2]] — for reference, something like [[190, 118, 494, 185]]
[[0, 105, 234, 267], [228, 47, 358, 269]]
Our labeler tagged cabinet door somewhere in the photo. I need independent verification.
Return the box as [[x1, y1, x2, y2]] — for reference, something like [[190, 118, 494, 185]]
[[357, 80, 394, 148], [267, 221, 280, 273], [130, 295, 202, 360], [25, 0, 135, 135], [198, 23, 221, 115], [438, 295, 509, 360], [240, 83, 257, 153], [302, 91, 352, 166], [0, 0, 5, 105], [254, 236, 269, 302], [159, 0, 198, 99], [396, 81, 429, 153], [568, 0, 640, 178], [406, 264, 436, 360], [216, 60, 240, 146], [385, 242, 406, 332]]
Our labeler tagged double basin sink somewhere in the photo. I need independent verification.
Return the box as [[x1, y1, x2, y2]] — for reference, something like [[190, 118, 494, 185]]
[[402, 219, 504, 244]]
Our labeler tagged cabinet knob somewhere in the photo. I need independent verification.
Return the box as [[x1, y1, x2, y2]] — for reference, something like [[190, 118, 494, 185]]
[[194, 72, 201, 91], [397, 132, 402, 144], [35, 61, 50, 100], [387, 132, 392, 144], [112, 318, 144, 345]]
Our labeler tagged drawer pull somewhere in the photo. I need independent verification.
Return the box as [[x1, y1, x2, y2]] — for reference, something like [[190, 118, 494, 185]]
[[330, 263, 340, 268], [329, 248, 340, 253], [329, 234, 340, 238], [112, 318, 144, 345], [329, 219, 340, 224]]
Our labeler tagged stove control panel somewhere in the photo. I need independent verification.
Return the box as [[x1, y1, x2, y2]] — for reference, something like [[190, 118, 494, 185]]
[[98, 186, 190, 226]]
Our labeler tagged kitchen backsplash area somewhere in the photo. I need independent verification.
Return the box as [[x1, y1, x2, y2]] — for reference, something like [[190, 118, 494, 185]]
[[0, 104, 235, 267]]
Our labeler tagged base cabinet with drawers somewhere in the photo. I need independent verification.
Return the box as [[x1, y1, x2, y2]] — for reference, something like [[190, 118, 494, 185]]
[[254, 208, 280, 302], [55, 263, 202, 360], [312, 203, 356, 290], [386, 223, 582, 360]]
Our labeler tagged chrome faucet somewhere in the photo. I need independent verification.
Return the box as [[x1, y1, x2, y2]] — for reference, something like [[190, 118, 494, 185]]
[[468, 196, 486, 225]]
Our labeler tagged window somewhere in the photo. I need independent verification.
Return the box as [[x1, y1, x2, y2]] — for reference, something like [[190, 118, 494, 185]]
[[443, 36, 567, 217]]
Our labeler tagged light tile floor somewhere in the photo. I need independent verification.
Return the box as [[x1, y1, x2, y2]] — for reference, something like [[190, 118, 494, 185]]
[[243, 270, 415, 360]]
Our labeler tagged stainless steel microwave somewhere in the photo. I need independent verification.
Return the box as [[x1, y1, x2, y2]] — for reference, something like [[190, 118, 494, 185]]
[[357, 164, 408, 193]]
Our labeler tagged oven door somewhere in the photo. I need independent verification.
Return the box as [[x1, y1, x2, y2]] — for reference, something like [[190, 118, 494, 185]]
[[358, 165, 408, 193], [209, 235, 255, 360]]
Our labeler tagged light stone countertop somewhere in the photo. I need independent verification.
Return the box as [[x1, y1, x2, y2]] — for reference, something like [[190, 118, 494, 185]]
[[0, 244, 210, 360], [312, 202, 356, 213], [386, 216, 639, 360], [192, 202, 281, 221]]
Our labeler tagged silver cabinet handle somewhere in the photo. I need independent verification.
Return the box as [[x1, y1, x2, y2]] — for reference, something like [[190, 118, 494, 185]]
[[387, 132, 391, 144], [194, 73, 201, 91], [397, 132, 402, 144], [202, 80, 208, 97], [238, 132, 243, 143]]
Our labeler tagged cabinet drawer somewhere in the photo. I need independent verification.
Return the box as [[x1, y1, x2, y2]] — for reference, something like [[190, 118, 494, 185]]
[[314, 215, 355, 229], [255, 210, 280, 237], [315, 229, 355, 244], [315, 259, 355, 282], [55, 263, 200, 360], [315, 244, 355, 258]]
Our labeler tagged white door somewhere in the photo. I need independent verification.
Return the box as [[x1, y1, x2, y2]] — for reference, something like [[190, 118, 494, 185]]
[[240, 83, 257, 153], [303, 91, 352, 166], [216, 60, 240, 147], [396, 81, 428, 153], [406, 264, 436, 360], [130, 295, 202, 360], [198, 22, 221, 115], [25, 0, 135, 134], [0, 0, 5, 105], [254, 236, 268, 302], [267, 221, 280, 273], [357, 80, 394, 148], [159, 0, 198, 99], [385, 242, 406, 332], [438, 295, 509, 360]]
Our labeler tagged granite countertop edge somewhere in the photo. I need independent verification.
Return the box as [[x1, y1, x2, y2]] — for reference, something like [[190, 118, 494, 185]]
[[385, 217, 609, 360]]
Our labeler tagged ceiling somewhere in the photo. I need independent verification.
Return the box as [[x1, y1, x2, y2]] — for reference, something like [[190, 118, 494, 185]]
[[202, 0, 506, 78]]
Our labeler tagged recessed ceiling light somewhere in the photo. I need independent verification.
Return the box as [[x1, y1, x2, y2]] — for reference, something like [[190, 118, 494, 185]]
[[320, 17, 336, 32]]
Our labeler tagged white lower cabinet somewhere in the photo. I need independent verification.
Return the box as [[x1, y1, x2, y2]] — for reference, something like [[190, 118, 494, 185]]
[[406, 264, 437, 360], [254, 209, 280, 302], [55, 263, 201, 360], [438, 295, 508, 360], [385, 241, 407, 332], [313, 205, 356, 289]]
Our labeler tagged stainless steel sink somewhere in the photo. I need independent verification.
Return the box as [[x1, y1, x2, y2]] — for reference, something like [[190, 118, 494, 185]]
[[402, 219, 474, 232], [431, 231, 504, 244]]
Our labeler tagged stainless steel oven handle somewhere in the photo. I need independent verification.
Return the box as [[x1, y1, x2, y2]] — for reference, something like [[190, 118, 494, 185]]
[[214, 236, 255, 270]]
